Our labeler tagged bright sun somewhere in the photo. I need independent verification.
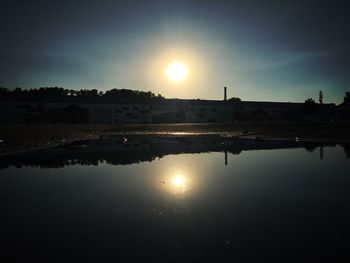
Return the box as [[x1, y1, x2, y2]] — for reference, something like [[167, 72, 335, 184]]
[[165, 62, 189, 82], [172, 175, 185, 187]]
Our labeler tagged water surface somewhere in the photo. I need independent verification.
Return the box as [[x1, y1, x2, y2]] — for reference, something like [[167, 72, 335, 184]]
[[0, 136, 349, 262]]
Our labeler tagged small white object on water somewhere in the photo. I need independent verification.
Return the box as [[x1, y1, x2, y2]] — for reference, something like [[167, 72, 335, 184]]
[[295, 137, 299, 142], [0, 139, 3, 143]]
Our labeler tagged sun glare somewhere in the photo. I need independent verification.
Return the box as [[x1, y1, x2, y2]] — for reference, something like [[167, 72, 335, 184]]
[[165, 62, 189, 82], [172, 175, 185, 187]]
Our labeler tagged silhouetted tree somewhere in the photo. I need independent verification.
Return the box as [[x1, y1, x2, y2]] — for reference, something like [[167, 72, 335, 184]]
[[13, 87, 22, 95], [2, 87, 165, 100], [303, 98, 317, 114], [103, 88, 163, 100], [343, 92, 350, 105], [0, 87, 9, 96], [90, 89, 98, 96], [69, 89, 77, 96]]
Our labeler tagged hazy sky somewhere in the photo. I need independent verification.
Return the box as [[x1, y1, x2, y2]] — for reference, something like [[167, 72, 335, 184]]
[[1, 0, 350, 103]]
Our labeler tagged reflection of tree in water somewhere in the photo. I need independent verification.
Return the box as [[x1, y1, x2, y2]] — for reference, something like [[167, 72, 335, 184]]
[[304, 145, 317, 153], [0, 150, 165, 169], [0, 136, 347, 169], [228, 149, 242, 155], [341, 143, 350, 158]]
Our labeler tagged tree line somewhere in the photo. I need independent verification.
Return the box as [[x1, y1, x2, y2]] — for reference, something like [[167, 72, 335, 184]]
[[0, 87, 164, 100]]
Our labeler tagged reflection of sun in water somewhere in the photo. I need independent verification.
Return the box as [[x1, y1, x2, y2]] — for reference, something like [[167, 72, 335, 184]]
[[173, 175, 185, 187], [158, 171, 193, 196], [171, 175, 187, 194], [165, 62, 189, 82]]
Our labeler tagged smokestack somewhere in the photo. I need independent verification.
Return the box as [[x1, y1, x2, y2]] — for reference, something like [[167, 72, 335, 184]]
[[224, 87, 227, 101], [319, 90, 323, 104]]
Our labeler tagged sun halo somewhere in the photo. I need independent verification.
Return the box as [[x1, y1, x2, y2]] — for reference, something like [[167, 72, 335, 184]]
[[165, 62, 189, 82]]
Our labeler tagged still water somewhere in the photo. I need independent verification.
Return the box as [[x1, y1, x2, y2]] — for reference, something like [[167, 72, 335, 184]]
[[0, 136, 350, 262]]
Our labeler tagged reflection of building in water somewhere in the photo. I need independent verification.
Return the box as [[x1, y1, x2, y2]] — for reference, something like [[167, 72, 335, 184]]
[[0, 136, 345, 170]]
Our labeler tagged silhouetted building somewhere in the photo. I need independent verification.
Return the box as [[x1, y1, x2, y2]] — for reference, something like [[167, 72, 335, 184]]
[[0, 95, 338, 124]]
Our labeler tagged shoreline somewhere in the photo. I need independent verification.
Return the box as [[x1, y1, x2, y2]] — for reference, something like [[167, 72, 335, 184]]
[[1, 122, 350, 156]]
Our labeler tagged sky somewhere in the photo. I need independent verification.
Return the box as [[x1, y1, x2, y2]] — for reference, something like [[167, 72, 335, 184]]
[[1, 0, 350, 103]]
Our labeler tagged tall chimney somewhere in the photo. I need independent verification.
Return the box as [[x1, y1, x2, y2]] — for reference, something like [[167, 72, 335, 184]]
[[319, 90, 323, 104], [224, 86, 227, 101]]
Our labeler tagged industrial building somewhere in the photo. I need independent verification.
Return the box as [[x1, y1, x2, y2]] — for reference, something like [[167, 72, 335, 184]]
[[0, 88, 338, 124]]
